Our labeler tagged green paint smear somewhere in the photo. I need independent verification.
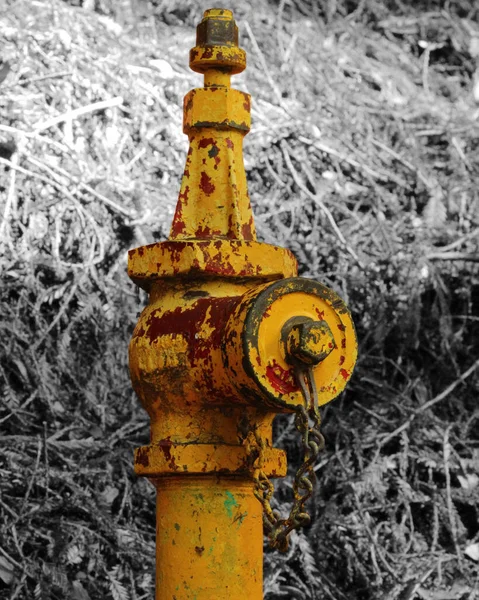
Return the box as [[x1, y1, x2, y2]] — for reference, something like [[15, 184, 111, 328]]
[[236, 511, 247, 528], [174, 523, 180, 531], [224, 491, 239, 518]]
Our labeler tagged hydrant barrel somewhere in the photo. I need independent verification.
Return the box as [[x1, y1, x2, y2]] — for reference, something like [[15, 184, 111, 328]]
[[155, 477, 263, 599], [128, 8, 357, 599]]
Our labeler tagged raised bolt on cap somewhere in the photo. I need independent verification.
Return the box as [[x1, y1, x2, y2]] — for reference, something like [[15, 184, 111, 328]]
[[190, 7, 246, 75], [284, 319, 336, 367], [197, 9, 238, 46]]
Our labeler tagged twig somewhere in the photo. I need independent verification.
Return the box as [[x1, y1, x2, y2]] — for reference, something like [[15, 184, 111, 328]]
[[33, 96, 124, 133], [280, 140, 362, 264], [32, 280, 80, 351], [0, 150, 19, 242], [430, 228, 479, 253], [243, 20, 284, 108], [19, 437, 42, 517], [43, 421, 49, 501], [3, 70, 73, 90], [422, 43, 444, 96], [427, 252, 479, 262], [0, 156, 132, 217], [371, 138, 431, 188], [443, 425, 462, 564], [377, 357, 479, 450], [297, 135, 406, 186], [0, 546, 23, 571], [0, 390, 38, 425]]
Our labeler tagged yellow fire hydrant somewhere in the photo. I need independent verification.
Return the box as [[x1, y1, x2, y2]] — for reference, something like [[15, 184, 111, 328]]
[[128, 8, 357, 599]]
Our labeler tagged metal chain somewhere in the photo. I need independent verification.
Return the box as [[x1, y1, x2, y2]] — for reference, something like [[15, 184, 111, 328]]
[[249, 364, 325, 552]]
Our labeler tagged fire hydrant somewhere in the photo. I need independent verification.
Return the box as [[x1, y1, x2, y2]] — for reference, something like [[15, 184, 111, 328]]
[[128, 8, 357, 600]]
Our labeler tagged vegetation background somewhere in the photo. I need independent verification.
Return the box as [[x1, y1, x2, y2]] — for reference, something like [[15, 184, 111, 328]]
[[1, 0, 479, 598]]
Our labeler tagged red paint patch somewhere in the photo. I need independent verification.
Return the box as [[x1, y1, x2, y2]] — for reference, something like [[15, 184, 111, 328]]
[[201, 47, 213, 59], [171, 213, 187, 236], [315, 309, 325, 320], [266, 360, 297, 394], [226, 138, 234, 149], [144, 297, 240, 368], [159, 438, 177, 470], [340, 368, 350, 381], [195, 225, 211, 238], [337, 323, 346, 332], [135, 447, 149, 467], [339, 355, 345, 366], [241, 219, 254, 240], [199, 137, 216, 148], [200, 172, 215, 195]]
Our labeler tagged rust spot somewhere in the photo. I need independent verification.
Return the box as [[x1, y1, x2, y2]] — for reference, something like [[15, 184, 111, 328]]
[[195, 224, 212, 237], [201, 47, 214, 59], [337, 323, 346, 332], [144, 298, 240, 368], [199, 137, 216, 148], [137, 247, 144, 257], [159, 438, 177, 470], [339, 355, 345, 365], [195, 546, 205, 556], [341, 339, 346, 349], [266, 359, 297, 394], [171, 218, 187, 236], [315, 309, 325, 320], [185, 96, 194, 112], [135, 447, 149, 467], [225, 138, 234, 149], [242, 94, 251, 111], [200, 172, 215, 195], [241, 218, 254, 240]]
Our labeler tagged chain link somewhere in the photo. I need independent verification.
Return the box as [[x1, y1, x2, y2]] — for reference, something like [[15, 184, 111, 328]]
[[248, 364, 325, 552]]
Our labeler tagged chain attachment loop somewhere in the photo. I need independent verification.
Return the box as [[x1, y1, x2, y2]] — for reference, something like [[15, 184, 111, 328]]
[[248, 364, 325, 552]]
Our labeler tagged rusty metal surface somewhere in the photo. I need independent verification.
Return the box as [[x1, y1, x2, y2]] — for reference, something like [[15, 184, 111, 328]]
[[127, 239, 297, 290], [134, 442, 286, 477]]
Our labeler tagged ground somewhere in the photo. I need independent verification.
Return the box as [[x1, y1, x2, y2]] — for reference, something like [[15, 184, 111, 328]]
[[1, 0, 479, 598]]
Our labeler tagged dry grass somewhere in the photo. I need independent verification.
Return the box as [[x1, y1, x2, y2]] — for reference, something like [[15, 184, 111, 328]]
[[1, 0, 479, 598]]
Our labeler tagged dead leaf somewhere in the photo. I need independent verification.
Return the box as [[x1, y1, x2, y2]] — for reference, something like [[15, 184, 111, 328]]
[[0, 556, 14, 585]]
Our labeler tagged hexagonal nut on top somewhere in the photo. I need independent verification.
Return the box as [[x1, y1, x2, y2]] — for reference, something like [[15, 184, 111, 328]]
[[284, 318, 336, 366], [190, 9, 246, 74]]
